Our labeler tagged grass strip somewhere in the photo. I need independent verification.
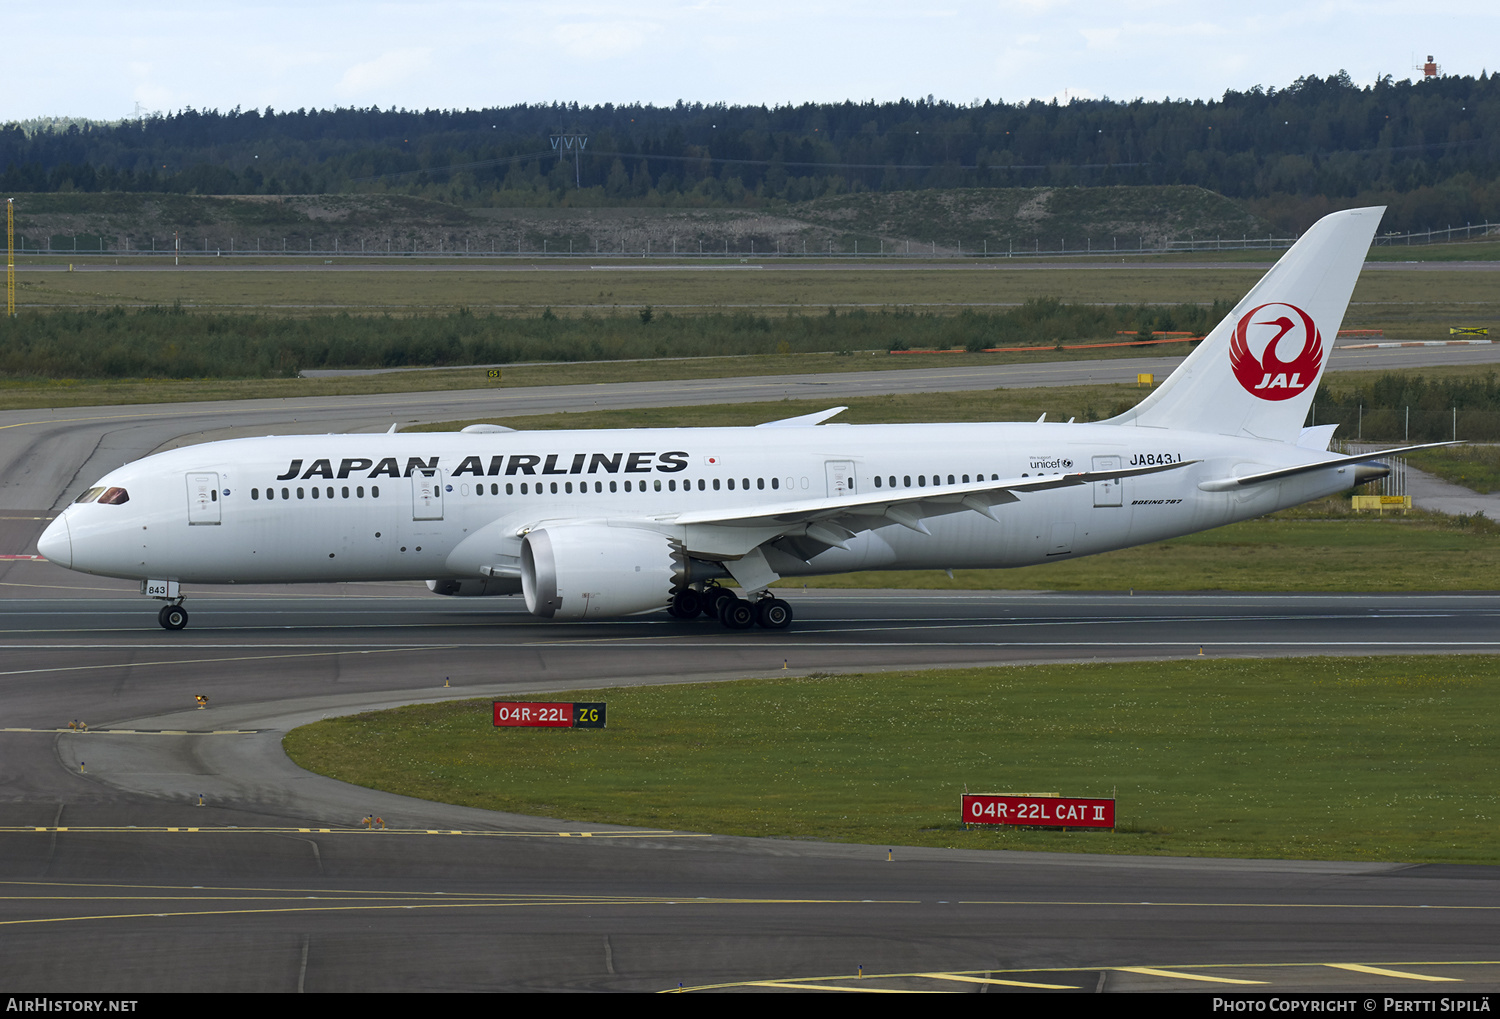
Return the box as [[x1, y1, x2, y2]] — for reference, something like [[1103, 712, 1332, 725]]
[[13, 260, 1496, 314], [7, 348, 1497, 415], [12, 263, 1271, 311], [406, 386, 1153, 432], [282, 656, 1500, 863], [410, 376, 1500, 436], [0, 346, 1186, 411]]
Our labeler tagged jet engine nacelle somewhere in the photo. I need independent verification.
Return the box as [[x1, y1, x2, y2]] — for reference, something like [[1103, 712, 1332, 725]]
[[521, 525, 681, 620]]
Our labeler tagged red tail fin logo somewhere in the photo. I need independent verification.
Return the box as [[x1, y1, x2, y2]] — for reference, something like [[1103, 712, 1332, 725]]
[[1228, 302, 1322, 402]]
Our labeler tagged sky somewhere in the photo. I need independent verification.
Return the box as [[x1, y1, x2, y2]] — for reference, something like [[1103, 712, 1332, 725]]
[[9, 1, 1496, 122]]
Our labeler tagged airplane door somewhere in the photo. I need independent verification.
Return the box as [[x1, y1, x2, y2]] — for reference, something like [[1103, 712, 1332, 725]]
[[186, 472, 221, 525], [1092, 455, 1123, 507], [412, 469, 445, 520], [825, 460, 855, 497]]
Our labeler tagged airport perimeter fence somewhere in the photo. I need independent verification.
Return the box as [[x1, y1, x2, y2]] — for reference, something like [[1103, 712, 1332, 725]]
[[14, 222, 1498, 260], [1313, 406, 1500, 444]]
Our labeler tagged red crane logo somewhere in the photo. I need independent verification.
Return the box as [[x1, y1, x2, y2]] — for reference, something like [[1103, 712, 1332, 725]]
[[1228, 302, 1322, 402]]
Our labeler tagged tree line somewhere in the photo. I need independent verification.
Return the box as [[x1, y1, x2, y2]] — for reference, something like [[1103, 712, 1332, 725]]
[[1314, 372, 1500, 441], [0, 301, 1223, 380], [3, 72, 1498, 231]]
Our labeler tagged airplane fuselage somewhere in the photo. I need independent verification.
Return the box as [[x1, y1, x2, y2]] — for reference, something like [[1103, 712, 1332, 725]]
[[44, 422, 1354, 588]]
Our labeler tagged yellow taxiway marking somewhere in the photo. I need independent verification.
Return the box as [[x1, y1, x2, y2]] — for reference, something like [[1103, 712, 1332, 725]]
[[913, 972, 1078, 989], [0, 878, 912, 901], [0, 411, 188, 432], [0, 892, 914, 928], [0, 892, 808, 904], [3, 728, 257, 734], [737, 982, 928, 993], [0, 825, 704, 838], [1, 894, 678, 902], [0, 644, 459, 679], [1115, 966, 1267, 985], [672, 961, 1499, 992], [1324, 963, 1462, 982]]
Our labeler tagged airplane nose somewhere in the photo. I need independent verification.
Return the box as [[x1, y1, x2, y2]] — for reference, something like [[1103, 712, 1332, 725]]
[[37, 514, 72, 569]]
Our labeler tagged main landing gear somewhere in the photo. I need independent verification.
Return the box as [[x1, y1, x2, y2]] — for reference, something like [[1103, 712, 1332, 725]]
[[667, 585, 794, 630]]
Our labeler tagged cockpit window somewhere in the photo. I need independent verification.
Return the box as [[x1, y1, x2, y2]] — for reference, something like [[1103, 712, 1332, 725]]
[[74, 487, 106, 504], [97, 487, 130, 505]]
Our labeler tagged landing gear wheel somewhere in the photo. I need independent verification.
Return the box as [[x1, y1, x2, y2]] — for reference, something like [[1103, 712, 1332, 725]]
[[670, 588, 703, 619], [158, 604, 188, 630], [755, 598, 793, 629], [719, 597, 756, 629], [705, 587, 738, 620]]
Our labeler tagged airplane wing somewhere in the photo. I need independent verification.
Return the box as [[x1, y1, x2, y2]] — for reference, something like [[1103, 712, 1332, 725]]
[[755, 406, 849, 428], [669, 459, 1196, 560]]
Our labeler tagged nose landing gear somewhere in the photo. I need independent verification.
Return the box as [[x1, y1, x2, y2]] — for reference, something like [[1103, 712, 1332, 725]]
[[144, 580, 188, 630]]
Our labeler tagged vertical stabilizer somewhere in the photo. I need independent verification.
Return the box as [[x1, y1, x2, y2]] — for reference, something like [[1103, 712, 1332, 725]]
[[1105, 207, 1383, 443]]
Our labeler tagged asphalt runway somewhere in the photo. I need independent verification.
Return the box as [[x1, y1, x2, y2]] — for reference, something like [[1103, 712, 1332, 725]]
[[2, 363, 1499, 993]]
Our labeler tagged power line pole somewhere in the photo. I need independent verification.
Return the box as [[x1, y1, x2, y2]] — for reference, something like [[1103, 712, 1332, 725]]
[[6, 198, 14, 318], [550, 133, 588, 187]]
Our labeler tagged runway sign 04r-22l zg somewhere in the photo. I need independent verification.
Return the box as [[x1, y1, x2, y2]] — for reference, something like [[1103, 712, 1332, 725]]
[[492, 702, 606, 728], [962, 794, 1115, 829]]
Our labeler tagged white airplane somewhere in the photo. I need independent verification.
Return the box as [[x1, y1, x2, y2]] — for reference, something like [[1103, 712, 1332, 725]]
[[38, 206, 1441, 631]]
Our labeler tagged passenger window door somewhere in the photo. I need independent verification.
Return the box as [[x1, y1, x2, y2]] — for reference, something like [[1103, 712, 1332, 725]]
[[186, 472, 221, 525], [1092, 456, 1123, 507], [412, 469, 445, 520]]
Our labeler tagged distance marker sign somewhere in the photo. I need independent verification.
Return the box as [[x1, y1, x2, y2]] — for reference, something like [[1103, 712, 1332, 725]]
[[962, 793, 1114, 829], [492, 702, 606, 728]]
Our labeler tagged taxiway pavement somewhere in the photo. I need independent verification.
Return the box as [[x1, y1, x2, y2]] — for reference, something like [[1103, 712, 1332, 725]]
[[3, 578, 1500, 992]]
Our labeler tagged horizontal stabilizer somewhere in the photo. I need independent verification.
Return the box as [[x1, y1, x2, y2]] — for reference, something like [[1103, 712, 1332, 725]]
[[1197, 441, 1458, 492], [1296, 424, 1340, 451]]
